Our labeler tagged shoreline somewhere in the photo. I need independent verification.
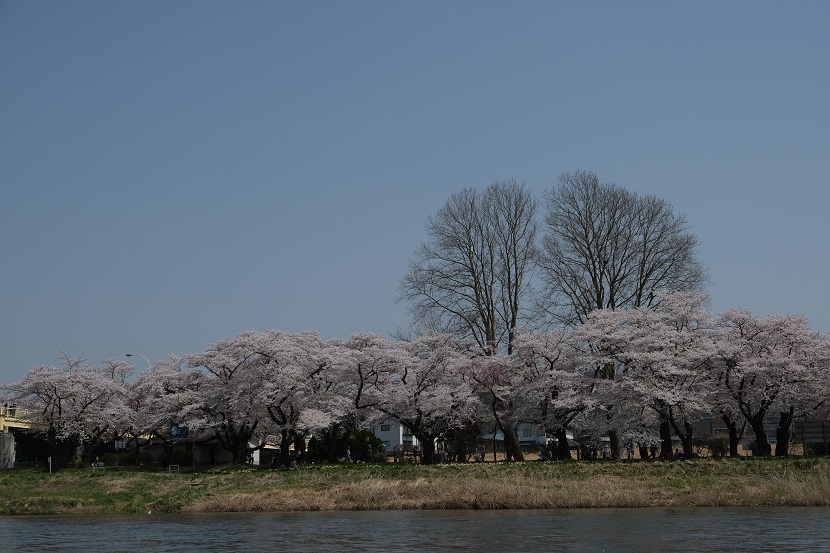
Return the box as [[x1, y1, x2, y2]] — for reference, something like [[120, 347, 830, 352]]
[[2, 457, 829, 516]]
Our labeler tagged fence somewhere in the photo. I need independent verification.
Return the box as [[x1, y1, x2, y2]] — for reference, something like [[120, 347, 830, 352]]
[[795, 420, 829, 455]]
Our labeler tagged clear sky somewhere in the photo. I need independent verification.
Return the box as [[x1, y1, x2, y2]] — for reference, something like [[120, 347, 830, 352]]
[[1, 1, 828, 383]]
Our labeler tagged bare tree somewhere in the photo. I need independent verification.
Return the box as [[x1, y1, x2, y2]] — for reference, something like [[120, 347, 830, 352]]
[[399, 179, 538, 356], [540, 170, 706, 458], [540, 170, 706, 327], [399, 180, 537, 462]]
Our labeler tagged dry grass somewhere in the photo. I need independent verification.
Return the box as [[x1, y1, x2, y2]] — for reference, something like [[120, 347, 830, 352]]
[[3, 457, 830, 515], [184, 458, 830, 512]]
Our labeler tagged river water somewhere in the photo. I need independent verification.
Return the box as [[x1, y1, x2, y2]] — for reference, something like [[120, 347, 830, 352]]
[[2, 507, 828, 552]]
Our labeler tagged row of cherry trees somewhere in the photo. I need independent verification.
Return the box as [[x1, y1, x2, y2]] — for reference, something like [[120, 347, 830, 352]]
[[3, 292, 828, 466]]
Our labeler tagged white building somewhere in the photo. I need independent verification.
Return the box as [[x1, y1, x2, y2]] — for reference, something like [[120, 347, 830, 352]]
[[517, 422, 549, 447], [371, 420, 420, 455]]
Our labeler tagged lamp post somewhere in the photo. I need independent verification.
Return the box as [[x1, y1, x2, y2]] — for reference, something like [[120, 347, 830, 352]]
[[126, 353, 151, 371]]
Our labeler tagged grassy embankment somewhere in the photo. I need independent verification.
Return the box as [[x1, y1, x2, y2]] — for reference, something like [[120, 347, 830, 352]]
[[2, 457, 830, 516]]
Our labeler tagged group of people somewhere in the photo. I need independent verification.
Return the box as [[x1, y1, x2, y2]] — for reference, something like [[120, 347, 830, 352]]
[[268, 449, 309, 469], [579, 442, 687, 461], [538, 442, 561, 462]]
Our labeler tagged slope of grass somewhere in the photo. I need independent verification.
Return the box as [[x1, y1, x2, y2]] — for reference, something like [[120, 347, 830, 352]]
[[2, 457, 829, 516]]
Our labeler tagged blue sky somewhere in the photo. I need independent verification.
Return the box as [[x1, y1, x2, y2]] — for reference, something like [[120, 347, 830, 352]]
[[1, 1, 828, 383]]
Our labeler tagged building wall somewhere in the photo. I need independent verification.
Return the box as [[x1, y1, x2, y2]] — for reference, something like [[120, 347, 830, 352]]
[[0, 432, 14, 469], [371, 420, 419, 454], [517, 422, 548, 447]]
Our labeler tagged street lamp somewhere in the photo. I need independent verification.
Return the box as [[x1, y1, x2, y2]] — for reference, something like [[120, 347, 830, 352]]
[[126, 353, 151, 371]]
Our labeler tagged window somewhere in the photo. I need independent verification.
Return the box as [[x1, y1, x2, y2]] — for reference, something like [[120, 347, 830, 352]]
[[380, 424, 391, 431]]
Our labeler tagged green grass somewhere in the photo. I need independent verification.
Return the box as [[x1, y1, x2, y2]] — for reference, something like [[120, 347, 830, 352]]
[[2, 457, 830, 515]]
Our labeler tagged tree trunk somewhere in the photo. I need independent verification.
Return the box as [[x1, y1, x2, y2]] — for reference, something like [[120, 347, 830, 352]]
[[659, 420, 673, 459], [721, 413, 742, 457], [599, 361, 621, 460], [669, 418, 695, 458], [500, 422, 525, 462], [681, 421, 694, 458], [162, 443, 173, 467], [293, 433, 306, 463], [639, 444, 651, 460], [237, 441, 249, 465], [608, 429, 622, 460], [775, 408, 794, 457], [555, 428, 570, 461], [748, 414, 772, 456], [213, 423, 255, 464], [278, 429, 292, 467], [317, 424, 349, 463]]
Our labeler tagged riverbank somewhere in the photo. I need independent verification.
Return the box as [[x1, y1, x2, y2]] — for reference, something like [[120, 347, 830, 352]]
[[2, 457, 829, 516]]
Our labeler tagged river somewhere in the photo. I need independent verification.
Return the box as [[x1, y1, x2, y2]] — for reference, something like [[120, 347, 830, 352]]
[[2, 507, 827, 552]]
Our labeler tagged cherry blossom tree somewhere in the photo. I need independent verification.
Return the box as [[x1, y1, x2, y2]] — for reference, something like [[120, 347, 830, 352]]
[[373, 334, 477, 465], [101, 358, 135, 385], [576, 292, 716, 458], [461, 353, 525, 461], [253, 330, 343, 467], [338, 333, 396, 426], [298, 334, 376, 463], [188, 329, 353, 466], [623, 292, 715, 458], [186, 331, 272, 464], [513, 329, 588, 460], [129, 356, 204, 463], [2, 355, 132, 466], [713, 310, 829, 456], [770, 328, 828, 456], [707, 378, 748, 457], [302, 333, 400, 464]]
